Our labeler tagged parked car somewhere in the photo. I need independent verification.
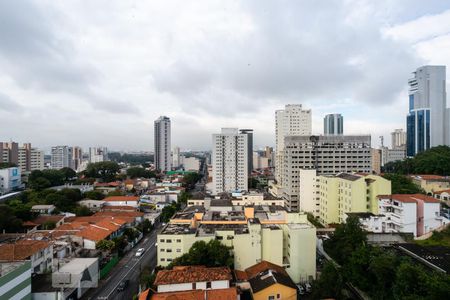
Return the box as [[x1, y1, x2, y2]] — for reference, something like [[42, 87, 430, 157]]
[[297, 284, 305, 295], [135, 248, 145, 257], [117, 280, 129, 292], [304, 282, 312, 293]]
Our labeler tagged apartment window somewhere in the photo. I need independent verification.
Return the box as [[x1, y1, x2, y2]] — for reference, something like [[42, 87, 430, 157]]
[[192, 283, 196, 289], [268, 296, 275, 300], [166, 249, 172, 253], [161, 258, 165, 261], [277, 294, 281, 299], [207, 282, 212, 289], [176, 239, 181, 243], [166, 239, 172, 243], [160, 239, 165, 243], [177, 249, 181, 252], [160, 249, 165, 252]]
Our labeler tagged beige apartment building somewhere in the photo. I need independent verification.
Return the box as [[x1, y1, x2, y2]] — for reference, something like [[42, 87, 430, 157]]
[[157, 205, 316, 283]]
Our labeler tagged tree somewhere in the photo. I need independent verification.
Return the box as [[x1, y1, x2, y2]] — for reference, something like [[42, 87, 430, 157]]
[[0, 162, 17, 169], [28, 177, 51, 191], [84, 190, 105, 200], [324, 216, 367, 265], [126, 167, 156, 179], [177, 191, 190, 205], [382, 173, 425, 194], [60, 167, 77, 181], [42, 221, 56, 230], [182, 172, 202, 189], [85, 161, 120, 182], [0, 205, 23, 232], [96, 239, 115, 251], [311, 262, 344, 300], [161, 204, 177, 223], [74, 205, 93, 216], [170, 240, 233, 268]]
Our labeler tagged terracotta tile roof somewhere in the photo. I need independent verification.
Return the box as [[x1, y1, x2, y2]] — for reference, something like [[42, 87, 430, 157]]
[[378, 194, 440, 203], [150, 290, 203, 300], [234, 270, 248, 281], [76, 224, 113, 242], [101, 205, 137, 211], [103, 196, 140, 202], [412, 175, 448, 181], [139, 289, 150, 300], [244, 260, 288, 279], [249, 269, 297, 293], [32, 215, 65, 225], [206, 288, 237, 300], [434, 189, 450, 195], [0, 240, 50, 261], [154, 266, 232, 286], [94, 182, 121, 187], [94, 211, 144, 218]]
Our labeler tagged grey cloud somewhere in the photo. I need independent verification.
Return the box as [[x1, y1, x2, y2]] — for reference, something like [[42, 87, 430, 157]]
[[0, 93, 22, 113], [151, 0, 421, 114]]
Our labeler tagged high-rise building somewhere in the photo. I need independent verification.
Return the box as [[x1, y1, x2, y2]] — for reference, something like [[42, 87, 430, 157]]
[[239, 129, 253, 174], [88, 147, 108, 163], [172, 146, 180, 169], [391, 129, 406, 150], [1, 142, 44, 172], [72, 146, 83, 170], [324, 113, 343, 135], [275, 104, 312, 184], [154, 116, 171, 172], [371, 148, 381, 174], [282, 135, 372, 212], [212, 128, 248, 195], [407, 65, 448, 156], [51, 146, 72, 169]]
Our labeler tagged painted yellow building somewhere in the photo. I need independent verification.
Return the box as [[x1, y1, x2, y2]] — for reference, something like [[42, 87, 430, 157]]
[[411, 175, 450, 194], [318, 173, 391, 225], [157, 205, 316, 283]]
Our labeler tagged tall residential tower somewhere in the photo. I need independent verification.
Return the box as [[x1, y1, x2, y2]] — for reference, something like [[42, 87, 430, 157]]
[[154, 116, 172, 172], [275, 104, 312, 185], [212, 128, 248, 194]]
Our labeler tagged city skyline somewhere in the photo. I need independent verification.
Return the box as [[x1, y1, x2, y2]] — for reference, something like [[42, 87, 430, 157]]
[[1, 1, 450, 151]]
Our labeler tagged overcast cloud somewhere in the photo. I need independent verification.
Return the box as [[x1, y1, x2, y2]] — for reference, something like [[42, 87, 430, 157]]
[[1, 0, 450, 151]]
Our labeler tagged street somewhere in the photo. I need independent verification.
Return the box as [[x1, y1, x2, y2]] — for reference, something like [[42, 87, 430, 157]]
[[83, 228, 159, 300]]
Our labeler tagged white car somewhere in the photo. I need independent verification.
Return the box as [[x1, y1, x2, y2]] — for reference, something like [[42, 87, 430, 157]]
[[135, 248, 145, 257]]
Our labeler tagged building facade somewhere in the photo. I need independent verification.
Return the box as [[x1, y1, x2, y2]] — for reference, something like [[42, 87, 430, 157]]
[[1, 142, 43, 172], [239, 129, 253, 173], [51, 146, 73, 169], [212, 128, 248, 195], [88, 147, 108, 163], [282, 135, 372, 211], [154, 116, 172, 172], [381, 147, 406, 166], [0, 167, 21, 194], [323, 113, 343, 135], [275, 104, 312, 185], [391, 129, 406, 149], [407, 65, 448, 156], [157, 206, 316, 283], [172, 146, 180, 169]]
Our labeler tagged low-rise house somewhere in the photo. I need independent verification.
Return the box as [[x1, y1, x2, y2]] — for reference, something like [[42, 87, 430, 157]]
[[75, 219, 126, 249], [433, 189, 450, 205], [31, 215, 65, 229], [235, 260, 297, 300], [78, 199, 105, 211], [93, 182, 121, 195], [103, 196, 140, 208], [31, 205, 56, 215], [49, 184, 93, 193], [0, 240, 53, 274], [410, 175, 450, 194], [139, 288, 237, 300], [347, 194, 449, 237]]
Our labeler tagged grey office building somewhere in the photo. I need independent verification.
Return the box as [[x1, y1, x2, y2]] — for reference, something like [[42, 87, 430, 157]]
[[324, 113, 343, 135]]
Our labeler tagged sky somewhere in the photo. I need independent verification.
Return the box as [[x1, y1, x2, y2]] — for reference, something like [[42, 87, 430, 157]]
[[1, 0, 450, 152]]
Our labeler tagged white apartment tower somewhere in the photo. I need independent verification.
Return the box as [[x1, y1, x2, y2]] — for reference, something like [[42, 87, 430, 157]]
[[212, 128, 249, 195], [154, 116, 171, 172], [391, 129, 406, 149], [172, 146, 180, 169], [275, 104, 312, 184], [51, 146, 72, 169], [89, 147, 108, 163]]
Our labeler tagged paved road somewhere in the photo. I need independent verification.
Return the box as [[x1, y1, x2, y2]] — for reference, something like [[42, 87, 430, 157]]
[[84, 228, 159, 300]]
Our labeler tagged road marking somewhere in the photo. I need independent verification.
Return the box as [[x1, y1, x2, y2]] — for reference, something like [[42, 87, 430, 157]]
[[106, 242, 155, 298]]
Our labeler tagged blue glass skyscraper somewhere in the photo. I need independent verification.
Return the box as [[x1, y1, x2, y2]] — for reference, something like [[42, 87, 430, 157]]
[[407, 66, 448, 156]]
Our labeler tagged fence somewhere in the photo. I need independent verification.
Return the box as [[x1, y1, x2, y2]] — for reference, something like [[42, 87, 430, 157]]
[[99, 255, 119, 279]]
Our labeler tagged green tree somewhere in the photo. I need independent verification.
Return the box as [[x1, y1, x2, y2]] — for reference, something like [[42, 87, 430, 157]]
[[96, 239, 115, 251], [74, 205, 93, 216], [182, 172, 202, 189], [311, 262, 344, 300], [0, 204, 23, 232], [170, 240, 233, 268], [161, 204, 177, 223], [382, 173, 425, 194], [324, 216, 367, 265], [126, 167, 156, 179], [177, 191, 190, 205], [83, 190, 105, 200], [0, 162, 17, 169], [28, 177, 51, 191], [60, 167, 77, 181], [85, 161, 120, 182], [42, 221, 56, 230]]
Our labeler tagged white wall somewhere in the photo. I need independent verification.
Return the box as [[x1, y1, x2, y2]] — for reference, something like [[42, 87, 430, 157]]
[[299, 170, 318, 214]]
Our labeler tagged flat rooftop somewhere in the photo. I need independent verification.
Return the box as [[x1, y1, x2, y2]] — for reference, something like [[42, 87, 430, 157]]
[[57, 258, 98, 274], [161, 223, 197, 235], [197, 224, 249, 236]]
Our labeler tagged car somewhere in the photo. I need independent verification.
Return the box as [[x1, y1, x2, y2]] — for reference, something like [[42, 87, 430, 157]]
[[135, 248, 145, 257], [304, 282, 312, 293], [117, 280, 129, 292], [297, 284, 305, 295]]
